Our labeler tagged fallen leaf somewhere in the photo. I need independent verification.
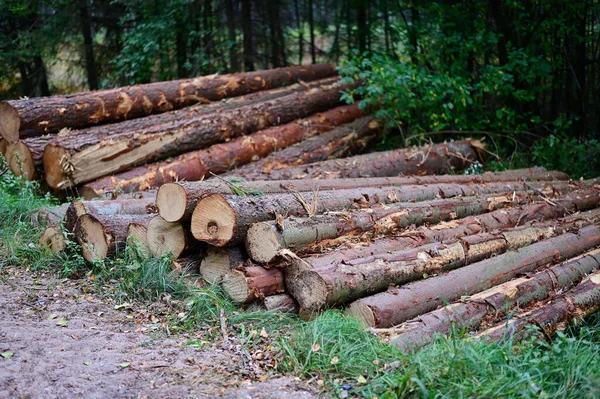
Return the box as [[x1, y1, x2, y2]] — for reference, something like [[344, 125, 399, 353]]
[[311, 343, 320, 352], [258, 375, 269, 382], [330, 356, 339, 365], [83, 361, 92, 366], [357, 375, 367, 384], [1, 352, 14, 359], [114, 303, 131, 311], [56, 317, 68, 326], [47, 313, 58, 320], [119, 362, 130, 368]]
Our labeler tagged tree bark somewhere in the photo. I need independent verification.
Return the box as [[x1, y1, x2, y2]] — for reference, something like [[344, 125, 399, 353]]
[[229, 139, 484, 180], [190, 179, 578, 247], [222, 266, 285, 304], [346, 224, 600, 328], [43, 79, 354, 190], [263, 293, 299, 313], [31, 205, 69, 228], [287, 209, 600, 311], [80, 103, 364, 199], [390, 248, 600, 352], [0, 64, 337, 143]]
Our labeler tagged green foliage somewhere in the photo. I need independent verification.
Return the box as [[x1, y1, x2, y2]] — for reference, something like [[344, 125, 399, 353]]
[[531, 135, 600, 179]]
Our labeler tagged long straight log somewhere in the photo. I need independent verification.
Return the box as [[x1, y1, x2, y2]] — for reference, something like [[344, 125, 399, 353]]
[[81, 103, 365, 199], [478, 269, 600, 342], [75, 213, 155, 262], [0, 64, 337, 143], [157, 168, 566, 223], [44, 80, 356, 190], [227, 139, 484, 180], [288, 209, 600, 311], [346, 224, 600, 328], [190, 180, 579, 247], [64, 198, 157, 232], [292, 187, 600, 274], [199, 246, 248, 283], [389, 248, 600, 352], [221, 266, 285, 304]]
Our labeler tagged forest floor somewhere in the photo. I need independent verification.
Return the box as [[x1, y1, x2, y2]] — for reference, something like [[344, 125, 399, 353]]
[[0, 266, 317, 399]]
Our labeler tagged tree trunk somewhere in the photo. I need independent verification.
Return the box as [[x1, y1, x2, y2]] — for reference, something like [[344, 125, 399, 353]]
[[478, 269, 600, 342], [222, 266, 285, 304], [43, 79, 353, 190], [38, 227, 66, 253], [0, 64, 337, 143], [199, 246, 248, 283], [230, 139, 484, 180], [31, 205, 69, 228], [295, 0, 303, 64], [308, 0, 316, 63], [79, 0, 99, 90], [287, 210, 600, 311], [263, 293, 299, 313], [242, 0, 254, 71], [224, 0, 240, 72], [64, 197, 156, 233], [75, 213, 155, 262], [190, 179, 578, 247], [80, 102, 364, 199], [346, 224, 600, 328], [390, 248, 600, 352], [146, 216, 199, 258]]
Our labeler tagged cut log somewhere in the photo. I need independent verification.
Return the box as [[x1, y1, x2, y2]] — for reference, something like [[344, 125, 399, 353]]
[[64, 197, 157, 233], [478, 269, 600, 342], [171, 254, 203, 274], [75, 213, 155, 262], [44, 80, 356, 190], [191, 180, 577, 247], [4, 141, 39, 180], [126, 218, 153, 248], [80, 103, 366, 199], [287, 208, 600, 311], [0, 138, 7, 156], [262, 294, 299, 313], [291, 187, 600, 275], [0, 64, 337, 143], [199, 246, 247, 283], [221, 266, 285, 304], [146, 216, 199, 258], [226, 139, 484, 180], [31, 205, 69, 228], [38, 226, 66, 253], [389, 248, 600, 352], [346, 224, 600, 328]]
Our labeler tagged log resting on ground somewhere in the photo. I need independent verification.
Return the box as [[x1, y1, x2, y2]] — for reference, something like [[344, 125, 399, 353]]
[[38, 226, 66, 253], [199, 246, 248, 283], [345, 224, 600, 328], [146, 216, 200, 258], [64, 197, 157, 232], [31, 205, 69, 228], [0, 64, 337, 143], [262, 294, 299, 313], [221, 266, 285, 304]]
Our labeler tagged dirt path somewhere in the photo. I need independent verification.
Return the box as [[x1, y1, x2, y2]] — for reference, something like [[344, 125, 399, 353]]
[[0, 267, 318, 399]]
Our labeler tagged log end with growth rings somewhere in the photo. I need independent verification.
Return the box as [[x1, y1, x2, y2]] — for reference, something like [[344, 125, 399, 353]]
[[5, 141, 36, 180], [191, 194, 236, 246], [345, 301, 377, 328], [43, 145, 71, 190], [288, 269, 329, 311], [199, 247, 242, 283], [127, 223, 148, 247], [75, 214, 110, 262], [245, 222, 282, 264], [38, 227, 66, 253], [222, 270, 251, 304], [156, 183, 188, 222], [147, 216, 187, 257], [0, 102, 20, 144]]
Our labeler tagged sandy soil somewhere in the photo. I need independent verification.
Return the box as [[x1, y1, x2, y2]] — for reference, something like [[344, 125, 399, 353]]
[[0, 267, 318, 399]]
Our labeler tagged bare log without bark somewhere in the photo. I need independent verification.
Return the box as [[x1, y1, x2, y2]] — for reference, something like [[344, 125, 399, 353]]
[[38, 227, 66, 253], [147, 216, 199, 258], [288, 209, 600, 311], [199, 246, 248, 283], [227, 139, 484, 180], [222, 266, 285, 304], [5, 140, 40, 180], [191, 180, 578, 247], [389, 248, 600, 352], [346, 224, 600, 328], [478, 269, 600, 342], [0, 64, 337, 143], [75, 213, 155, 262], [127, 218, 153, 249], [81, 104, 365, 198], [44, 80, 356, 190], [64, 198, 157, 233], [262, 294, 299, 313]]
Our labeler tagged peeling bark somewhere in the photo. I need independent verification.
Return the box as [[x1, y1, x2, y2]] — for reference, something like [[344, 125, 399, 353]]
[[222, 266, 285, 304]]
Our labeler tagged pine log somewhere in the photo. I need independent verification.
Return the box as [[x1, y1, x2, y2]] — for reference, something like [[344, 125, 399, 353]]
[[0, 64, 337, 143], [0, 138, 7, 156], [199, 246, 248, 283], [478, 269, 600, 342], [292, 187, 600, 275], [146, 216, 199, 258], [221, 266, 285, 304], [4, 141, 39, 180], [190, 180, 578, 247], [171, 254, 203, 274], [75, 213, 155, 262], [43, 80, 356, 190], [346, 224, 600, 328], [38, 226, 67, 253], [31, 205, 69, 228], [126, 218, 153, 249], [64, 197, 157, 232], [262, 294, 299, 313], [226, 139, 484, 180], [287, 208, 600, 311], [226, 116, 382, 175], [389, 248, 600, 352], [80, 103, 365, 199]]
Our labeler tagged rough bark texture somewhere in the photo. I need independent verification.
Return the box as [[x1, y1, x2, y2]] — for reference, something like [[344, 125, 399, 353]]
[[262, 294, 299, 313], [288, 209, 600, 311], [191, 179, 578, 247], [221, 266, 285, 304], [75, 213, 155, 262], [478, 270, 600, 342], [1, 64, 337, 142], [38, 226, 66, 253], [226, 139, 484, 180], [199, 246, 248, 283], [389, 248, 600, 352], [31, 205, 69, 228], [346, 224, 600, 328], [44, 80, 356, 190], [64, 198, 157, 233], [80, 104, 365, 198]]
